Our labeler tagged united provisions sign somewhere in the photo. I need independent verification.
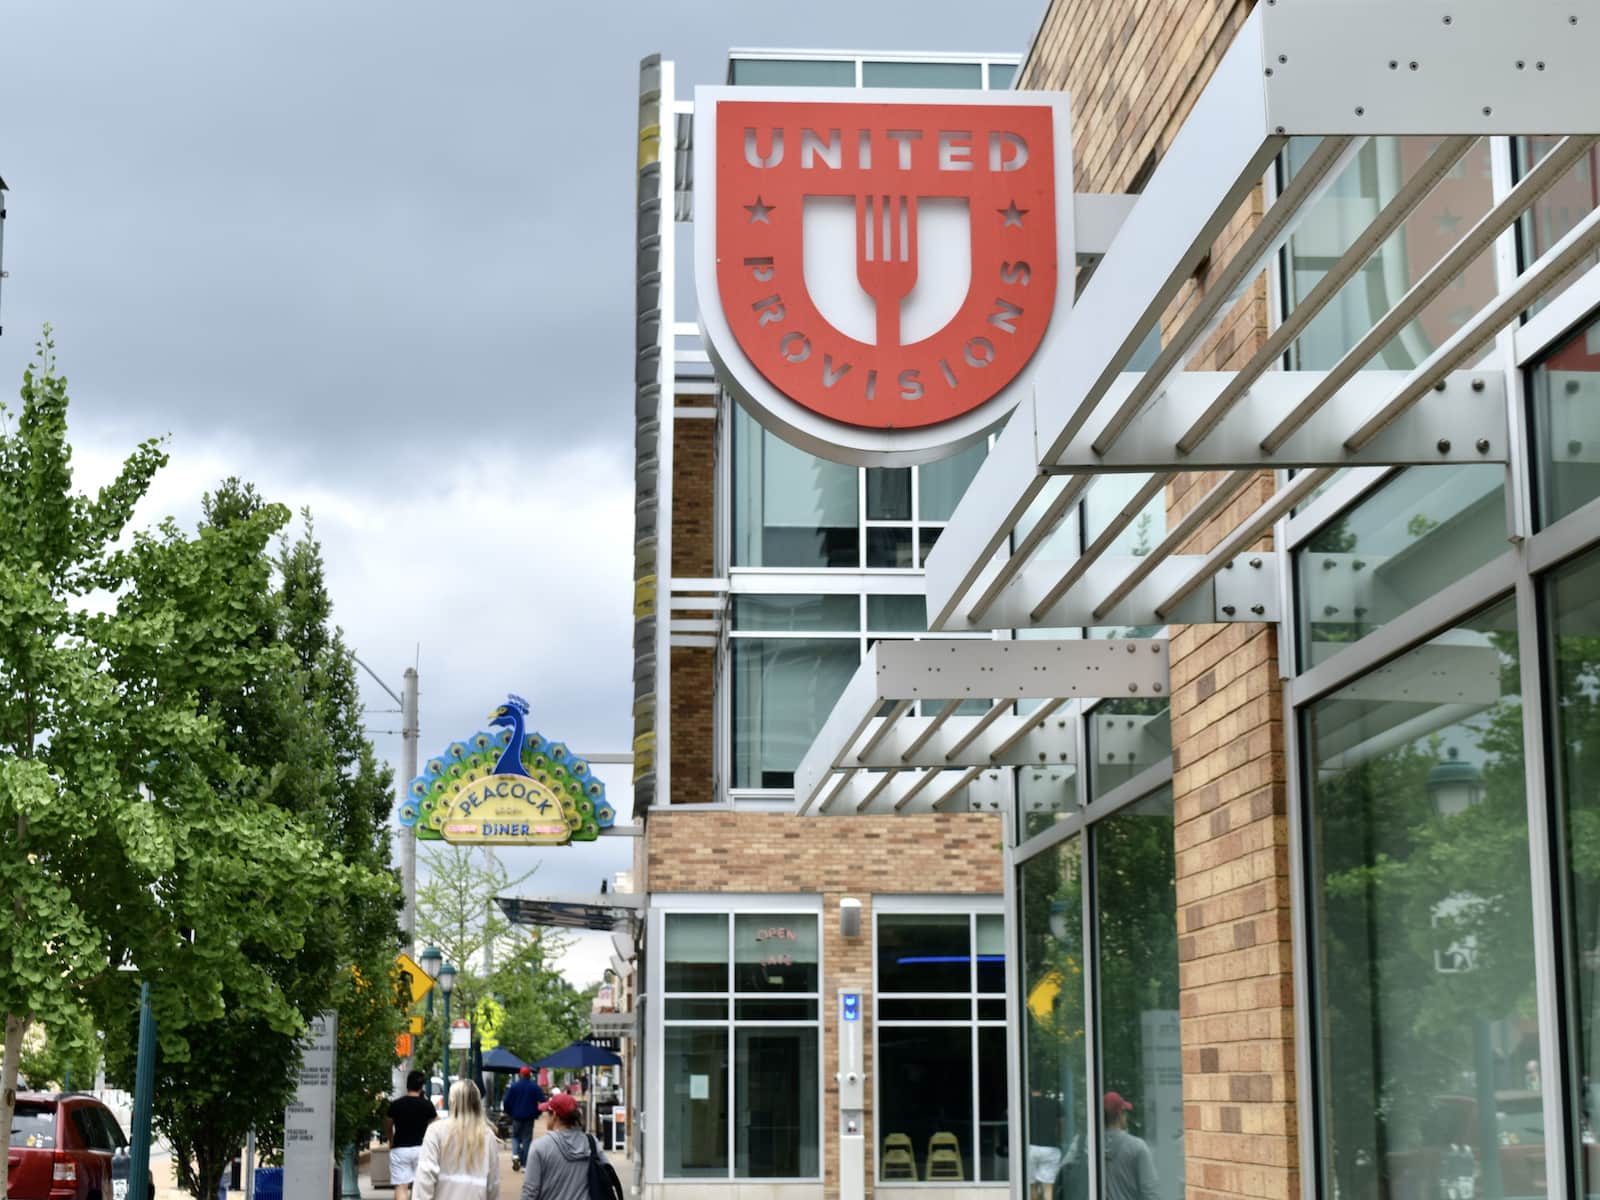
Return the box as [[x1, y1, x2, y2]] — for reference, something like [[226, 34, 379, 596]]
[[695, 87, 1074, 465]]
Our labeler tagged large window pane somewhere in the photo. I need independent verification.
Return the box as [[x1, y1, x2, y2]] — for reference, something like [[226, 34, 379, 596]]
[[1547, 549, 1600, 1194], [663, 1026, 729, 1177], [862, 60, 982, 89], [735, 1027, 819, 1177], [733, 407, 859, 568], [1532, 311, 1600, 528], [733, 914, 818, 994], [879, 913, 971, 993], [665, 913, 728, 993], [1095, 787, 1183, 1200], [866, 594, 925, 633], [1283, 137, 1495, 370], [977, 1025, 1010, 1182], [729, 58, 855, 87], [919, 441, 988, 522], [1298, 465, 1505, 668], [732, 637, 860, 788], [866, 468, 912, 520], [879, 1027, 974, 1180], [1021, 838, 1088, 1198], [1306, 598, 1544, 1199], [731, 594, 858, 632], [976, 914, 1006, 994], [1515, 137, 1600, 313]]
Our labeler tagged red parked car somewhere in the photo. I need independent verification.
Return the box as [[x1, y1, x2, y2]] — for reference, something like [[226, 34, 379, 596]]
[[6, 1093, 136, 1200]]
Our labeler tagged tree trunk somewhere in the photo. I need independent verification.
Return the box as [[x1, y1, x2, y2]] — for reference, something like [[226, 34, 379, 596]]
[[0, 1011, 32, 1198]]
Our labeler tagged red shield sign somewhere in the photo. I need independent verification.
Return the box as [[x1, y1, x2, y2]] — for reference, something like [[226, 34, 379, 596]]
[[714, 100, 1060, 432]]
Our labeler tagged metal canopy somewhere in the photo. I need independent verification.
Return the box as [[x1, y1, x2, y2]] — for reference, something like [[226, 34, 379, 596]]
[[495, 893, 643, 933], [922, 0, 1600, 635], [793, 638, 1167, 816]]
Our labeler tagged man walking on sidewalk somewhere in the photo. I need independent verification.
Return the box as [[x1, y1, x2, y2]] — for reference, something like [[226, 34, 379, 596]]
[[502, 1067, 545, 1171]]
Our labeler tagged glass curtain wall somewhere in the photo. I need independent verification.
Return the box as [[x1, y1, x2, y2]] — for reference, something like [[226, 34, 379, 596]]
[[1015, 702, 1180, 1199], [1281, 131, 1600, 1196], [661, 911, 821, 1180]]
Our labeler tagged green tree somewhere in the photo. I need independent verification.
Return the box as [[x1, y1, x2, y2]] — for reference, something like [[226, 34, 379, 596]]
[[0, 330, 168, 1195], [487, 940, 594, 1066]]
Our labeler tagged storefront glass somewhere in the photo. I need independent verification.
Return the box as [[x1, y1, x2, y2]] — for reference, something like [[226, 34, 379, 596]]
[[1021, 837, 1088, 1197], [732, 637, 860, 789], [662, 911, 821, 1179], [1546, 549, 1600, 1194], [875, 908, 1008, 1184], [1305, 598, 1544, 1199], [1094, 786, 1184, 1200]]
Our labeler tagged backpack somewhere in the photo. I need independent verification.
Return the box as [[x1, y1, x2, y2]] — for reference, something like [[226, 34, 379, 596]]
[[587, 1133, 624, 1200]]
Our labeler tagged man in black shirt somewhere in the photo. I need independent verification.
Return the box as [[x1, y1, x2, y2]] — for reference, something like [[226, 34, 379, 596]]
[[384, 1070, 437, 1200]]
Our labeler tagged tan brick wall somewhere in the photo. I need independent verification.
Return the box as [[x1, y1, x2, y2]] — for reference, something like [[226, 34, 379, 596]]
[[665, 398, 718, 804], [666, 645, 715, 804], [648, 810, 1004, 1199], [669, 410, 715, 579], [1024, 3, 1300, 1198]]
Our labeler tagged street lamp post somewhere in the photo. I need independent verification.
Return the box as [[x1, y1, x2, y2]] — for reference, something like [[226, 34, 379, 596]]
[[419, 945, 442, 1021], [127, 981, 156, 1200], [438, 962, 457, 1113]]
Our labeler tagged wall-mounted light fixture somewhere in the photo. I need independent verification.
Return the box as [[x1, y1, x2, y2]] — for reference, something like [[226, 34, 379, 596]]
[[840, 897, 862, 939]]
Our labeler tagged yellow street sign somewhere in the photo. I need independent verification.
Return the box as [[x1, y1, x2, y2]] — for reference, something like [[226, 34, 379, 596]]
[[397, 953, 435, 1006], [409, 1015, 425, 1036], [1027, 968, 1064, 1025]]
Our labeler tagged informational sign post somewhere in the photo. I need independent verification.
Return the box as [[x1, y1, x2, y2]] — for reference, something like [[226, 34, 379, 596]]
[[283, 1012, 338, 1198]]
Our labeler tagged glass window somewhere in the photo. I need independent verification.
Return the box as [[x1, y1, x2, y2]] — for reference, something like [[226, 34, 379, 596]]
[[1297, 465, 1505, 668], [663, 912, 822, 1180], [736, 1028, 819, 1177], [988, 63, 1018, 90], [879, 1027, 975, 1178], [734, 914, 819, 993], [867, 468, 912, 520], [732, 637, 860, 788], [729, 58, 855, 87], [731, 594, 857, 632], [1095, 787, 1184, 1200], [733, 407, 860, 568], [1531, 311, 1600, 528], [663, 1026, 729, 1177], [862, 61, 983, 89], [1305, 598, 1544, 1199], [875, 909, 1008, 1183], [1283, 137, 1495, 370], [665, 913, 728, 992], [879, 913, 972, 994], [11, 1102, 55, 1149], [1021, 838, 1088, 1197], [1515, 138, 1600, 312], [1088, 697, 1172, 800], [866, 594, 925, 633], [1546, 549, 1600, 1192], [866, 527, 916, 569], [919, 441, 987, 522]]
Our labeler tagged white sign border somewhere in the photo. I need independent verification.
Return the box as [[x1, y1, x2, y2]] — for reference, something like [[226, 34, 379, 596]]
[[693, 84, 1077, 467]]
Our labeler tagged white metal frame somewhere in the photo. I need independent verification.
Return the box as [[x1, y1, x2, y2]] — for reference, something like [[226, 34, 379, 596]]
[[870, 897, 1009, 1190], [647, 896, 826, 1188]]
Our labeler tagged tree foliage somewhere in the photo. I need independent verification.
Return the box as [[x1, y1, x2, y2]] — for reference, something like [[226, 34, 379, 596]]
[[0, 333, 402, 1197]]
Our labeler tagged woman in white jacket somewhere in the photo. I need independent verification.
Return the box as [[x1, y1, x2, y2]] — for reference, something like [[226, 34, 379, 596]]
[[412, 1080, 502, 1200]]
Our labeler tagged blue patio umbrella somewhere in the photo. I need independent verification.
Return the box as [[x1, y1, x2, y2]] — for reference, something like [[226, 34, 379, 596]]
[[529, 1040, 621, 1070], [482, 1046, 531, 1074]]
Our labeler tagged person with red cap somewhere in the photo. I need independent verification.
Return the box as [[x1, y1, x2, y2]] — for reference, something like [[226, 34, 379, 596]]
[[1101, 1092, 1159, 1200], [501, 1065, 545, 1172], [519, 1091, 622, 1200]]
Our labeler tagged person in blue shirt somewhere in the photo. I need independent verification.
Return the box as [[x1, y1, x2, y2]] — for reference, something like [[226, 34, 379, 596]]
[[502, 1067, 546, 1171]]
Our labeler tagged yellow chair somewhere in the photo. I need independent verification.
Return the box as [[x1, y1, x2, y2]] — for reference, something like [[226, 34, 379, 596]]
[[926, 1132, 964, 1181], [881, 1133, 917, 1180]]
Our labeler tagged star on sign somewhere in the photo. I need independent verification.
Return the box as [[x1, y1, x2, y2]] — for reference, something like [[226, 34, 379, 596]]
[[745, 196, 776, 224], [999, 200, 1028, 228]]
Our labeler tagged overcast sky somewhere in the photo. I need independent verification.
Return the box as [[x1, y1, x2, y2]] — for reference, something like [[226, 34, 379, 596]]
[[0, 0, 1040, 987]]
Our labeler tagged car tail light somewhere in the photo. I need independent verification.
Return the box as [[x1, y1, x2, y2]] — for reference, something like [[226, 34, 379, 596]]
[[52, 1151, 77, 1182]]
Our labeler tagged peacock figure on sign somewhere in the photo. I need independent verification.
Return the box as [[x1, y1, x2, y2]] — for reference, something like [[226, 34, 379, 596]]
[[397, 693, 614, 844]]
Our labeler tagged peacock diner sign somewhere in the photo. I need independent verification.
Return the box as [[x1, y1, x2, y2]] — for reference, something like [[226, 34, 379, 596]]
[[398, 694, 614, 846]]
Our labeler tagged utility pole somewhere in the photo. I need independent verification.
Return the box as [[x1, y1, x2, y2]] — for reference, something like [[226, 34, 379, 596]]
[[401, 667, 419, 947]]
